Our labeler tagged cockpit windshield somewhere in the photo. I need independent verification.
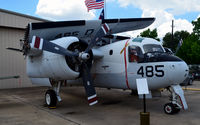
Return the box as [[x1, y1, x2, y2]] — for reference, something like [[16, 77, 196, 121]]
[[143, 44, 164, 53], [128, 44, 182, 63]]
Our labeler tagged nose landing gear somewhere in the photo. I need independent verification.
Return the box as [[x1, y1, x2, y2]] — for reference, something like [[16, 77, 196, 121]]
[[164, 85, 188, 115], [164, 103, 180, 114]]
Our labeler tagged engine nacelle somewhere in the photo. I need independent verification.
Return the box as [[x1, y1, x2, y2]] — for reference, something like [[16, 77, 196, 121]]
[[30, 78, 52, 87], [27, 37, 80, 80]]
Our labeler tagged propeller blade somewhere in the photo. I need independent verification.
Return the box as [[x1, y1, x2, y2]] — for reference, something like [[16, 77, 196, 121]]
[[81, 62, 98, 106], [6, 47, 22, 52], [31, 36, 78, 57], [85, 23, 110, 53]]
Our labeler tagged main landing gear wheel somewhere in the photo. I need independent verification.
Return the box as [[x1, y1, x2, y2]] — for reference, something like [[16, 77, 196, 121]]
[[45, 90, 57, 108], [164, 103, 180, 114]]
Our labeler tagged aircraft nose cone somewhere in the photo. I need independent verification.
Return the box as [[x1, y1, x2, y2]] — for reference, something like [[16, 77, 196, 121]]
[[168, 61, 189, 84]]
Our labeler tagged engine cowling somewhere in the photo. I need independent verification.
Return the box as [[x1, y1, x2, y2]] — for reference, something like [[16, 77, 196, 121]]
[[30, 78, 51, 86], [27, 36, 89, 80]]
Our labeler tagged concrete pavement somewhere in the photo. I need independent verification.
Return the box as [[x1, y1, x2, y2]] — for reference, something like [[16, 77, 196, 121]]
[[0, 81, 200, 125]]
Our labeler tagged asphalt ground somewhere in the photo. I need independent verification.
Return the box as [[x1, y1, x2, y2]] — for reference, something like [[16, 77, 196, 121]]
[[0, 81, 200, 125]]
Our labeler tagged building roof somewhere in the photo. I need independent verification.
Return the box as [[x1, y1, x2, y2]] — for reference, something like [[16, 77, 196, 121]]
[[0, 8, 49, 29]]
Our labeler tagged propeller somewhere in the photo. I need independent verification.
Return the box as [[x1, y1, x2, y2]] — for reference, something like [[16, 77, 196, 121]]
[[85, 23, 110, 53], [6, 47, 22, 52], [30, 23, 110, 105], [77, 23, 110, 105], [81, 62, 97, 105], [31, 36, 78, 57]]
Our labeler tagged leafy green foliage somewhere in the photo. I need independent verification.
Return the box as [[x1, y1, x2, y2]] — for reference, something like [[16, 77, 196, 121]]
[[163, 31, 190, 52], [192, 17, 200, 38], [140, 28, 160, 41], [175, 17, 200, 64], [176, 34, 200, 64], [163, 32, 174, 51]]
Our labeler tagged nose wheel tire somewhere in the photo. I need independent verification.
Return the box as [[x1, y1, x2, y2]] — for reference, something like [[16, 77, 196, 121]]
[[45, 90, 57, 108], [164, 103, 180, 114]]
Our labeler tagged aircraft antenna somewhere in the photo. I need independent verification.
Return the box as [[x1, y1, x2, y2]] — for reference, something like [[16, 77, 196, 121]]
[[171, 20, 174, 44]]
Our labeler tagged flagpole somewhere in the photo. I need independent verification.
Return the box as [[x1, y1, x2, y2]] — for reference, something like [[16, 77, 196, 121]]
[[104, 0, 106, 19]]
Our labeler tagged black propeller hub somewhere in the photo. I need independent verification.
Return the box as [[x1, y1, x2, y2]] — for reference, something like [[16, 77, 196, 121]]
[[65, 41, 93, 73]]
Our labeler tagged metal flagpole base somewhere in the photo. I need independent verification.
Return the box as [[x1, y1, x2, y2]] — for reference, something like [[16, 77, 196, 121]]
[[140, 112, 150, 125]]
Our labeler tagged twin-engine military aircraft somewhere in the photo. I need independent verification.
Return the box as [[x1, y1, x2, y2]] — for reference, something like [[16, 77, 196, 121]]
[[7, 17, 189, 114]]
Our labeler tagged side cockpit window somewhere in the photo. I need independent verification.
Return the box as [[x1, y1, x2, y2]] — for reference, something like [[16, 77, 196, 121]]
[[128, 46, 143, 63]]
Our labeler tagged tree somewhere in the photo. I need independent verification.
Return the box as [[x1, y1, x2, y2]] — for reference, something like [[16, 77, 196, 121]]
[[163, 18, 200, 64], [162, 32, 174, 50], [162, 30, 190, 52], [139, 28, 160, 41], [176, 34, 200, 64], [192, 17, 200, 38]]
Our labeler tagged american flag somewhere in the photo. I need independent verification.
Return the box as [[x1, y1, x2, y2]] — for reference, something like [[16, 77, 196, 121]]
[[85, 0, 104, 11]]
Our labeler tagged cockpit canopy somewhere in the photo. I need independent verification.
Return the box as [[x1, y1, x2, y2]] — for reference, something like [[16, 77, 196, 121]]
[[143, 44, 164, 53], [128, 38, 182, 63]]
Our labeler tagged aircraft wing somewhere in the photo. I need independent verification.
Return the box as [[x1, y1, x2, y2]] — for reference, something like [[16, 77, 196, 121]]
[[27, 18, 155, 42]]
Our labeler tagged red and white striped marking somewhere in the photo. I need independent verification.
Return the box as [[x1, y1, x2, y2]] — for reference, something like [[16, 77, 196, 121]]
[[123, 39, 131, 89], [88, 94, 98, 106], [31, 36, 43, 49], [101, 23, 110, 34]]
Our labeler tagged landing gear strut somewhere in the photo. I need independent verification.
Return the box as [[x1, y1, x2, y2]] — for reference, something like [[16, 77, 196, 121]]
[[164, 85, 188, 115], [45, 81, 62, 108]]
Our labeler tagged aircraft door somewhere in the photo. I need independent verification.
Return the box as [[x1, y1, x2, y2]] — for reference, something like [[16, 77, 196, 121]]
[[127, 45, 144, 89]]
